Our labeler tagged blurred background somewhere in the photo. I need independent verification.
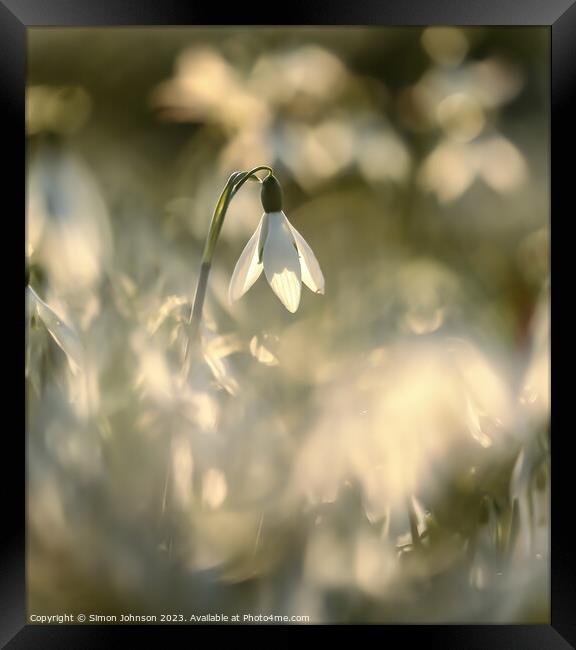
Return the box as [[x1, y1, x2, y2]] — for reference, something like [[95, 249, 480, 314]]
[[26, 27, 549, 623]]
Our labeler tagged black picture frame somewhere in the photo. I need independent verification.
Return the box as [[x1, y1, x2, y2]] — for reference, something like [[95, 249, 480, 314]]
[[4, 1, 571, 647]]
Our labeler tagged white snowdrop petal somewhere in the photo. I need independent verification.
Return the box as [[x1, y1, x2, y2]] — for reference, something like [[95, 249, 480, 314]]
[[263, 212, 302, 313], [287, 218, 325, 294], [228, 215, 265, 302]]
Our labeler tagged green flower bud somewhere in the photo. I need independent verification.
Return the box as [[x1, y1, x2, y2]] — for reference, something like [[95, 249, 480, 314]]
[[260, 175, 283, 213]]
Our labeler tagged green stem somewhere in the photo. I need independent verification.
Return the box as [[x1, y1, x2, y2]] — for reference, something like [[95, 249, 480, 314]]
[[183, 165, 273, 371], [407, 496, 422, 549]]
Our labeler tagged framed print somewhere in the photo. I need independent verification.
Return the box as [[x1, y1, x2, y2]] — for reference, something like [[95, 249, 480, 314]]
[[2, 0, 572, 646]]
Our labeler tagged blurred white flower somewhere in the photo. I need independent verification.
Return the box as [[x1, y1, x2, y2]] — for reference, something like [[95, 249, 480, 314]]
[[250, 45, 347, 107], [413, 58, 523, 121], [229, 210, 324, 313], [421, 28, 469, 67], [27, 139, 112, 294], [419, 134, 528, 203], [152, 46, 270, 131], [292, 337, 516, 520]]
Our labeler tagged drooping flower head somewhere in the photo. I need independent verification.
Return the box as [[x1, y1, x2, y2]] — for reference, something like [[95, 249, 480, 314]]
[[229, 175, 325, 313]]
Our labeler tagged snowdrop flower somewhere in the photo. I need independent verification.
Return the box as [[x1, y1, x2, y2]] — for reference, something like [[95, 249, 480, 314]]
[[229, 175, 324, 312]]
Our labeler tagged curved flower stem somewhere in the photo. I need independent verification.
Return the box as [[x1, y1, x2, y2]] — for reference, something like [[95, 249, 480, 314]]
[[182, 165, 273, 374]]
